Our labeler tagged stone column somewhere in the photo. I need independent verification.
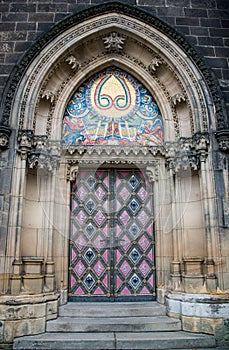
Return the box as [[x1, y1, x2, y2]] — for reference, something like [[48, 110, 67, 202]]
[[197, 135, 217, 291], [9, 131, 33, 293], [165, 146, 182, 291]]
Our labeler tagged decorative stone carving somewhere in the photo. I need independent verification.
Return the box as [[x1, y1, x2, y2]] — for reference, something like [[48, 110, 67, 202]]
[[18, 130, 33, 160], [146, 163, 159, 182], [102, 32, 126, 51], [216, 129, 229, 153], [165, 133, 210, 172], [66, 55, 81, 70], [171, 93, 186, 105], [17, 131, 61, 171], [148, 57, 163, 73], [1, 4, 225, 131], [0, 126, 11, 150], [68, 164, 79, 182], [41, 90, 55, 103]]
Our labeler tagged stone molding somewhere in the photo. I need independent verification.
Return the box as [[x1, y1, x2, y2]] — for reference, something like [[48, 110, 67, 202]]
[[17, 131, 209, 175]]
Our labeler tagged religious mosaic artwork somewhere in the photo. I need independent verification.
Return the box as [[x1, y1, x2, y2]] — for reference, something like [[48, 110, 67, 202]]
[[63, 68, 164, 146], [69, 169, 156, 301]]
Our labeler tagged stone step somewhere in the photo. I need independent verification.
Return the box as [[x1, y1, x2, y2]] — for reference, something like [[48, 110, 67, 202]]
[[59, 302, 166, 318], [13, 331, 216, 350], [46, 315, 181, 332]]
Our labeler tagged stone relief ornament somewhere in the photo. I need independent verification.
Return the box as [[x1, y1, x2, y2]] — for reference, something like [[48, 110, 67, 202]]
[[148, 57, 163, 73], [41, 90, 55, 103], [102, 32, 126, 51], [0, 134, 9, 149], [0, 126, 11, 150], [17, 130, 33, 159], [171, 93, 186, 106], [165, 132, 209, 172], [216, 129, 229, 153], [146, 163, 159, 182], [66, 55, 81, 70], [17, 130, 61, 171]]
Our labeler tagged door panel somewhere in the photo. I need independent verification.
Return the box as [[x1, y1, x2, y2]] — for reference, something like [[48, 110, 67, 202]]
[[69, 169, 156, 301], [70, 170, 111, 299], [113, 170, 155, 300]]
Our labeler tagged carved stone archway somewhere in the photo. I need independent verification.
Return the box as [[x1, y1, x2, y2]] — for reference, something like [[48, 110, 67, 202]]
[[1, 2, 228, 344]]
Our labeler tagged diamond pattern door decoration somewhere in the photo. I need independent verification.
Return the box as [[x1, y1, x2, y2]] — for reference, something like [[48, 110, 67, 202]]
[[69, 169, 156, 301]]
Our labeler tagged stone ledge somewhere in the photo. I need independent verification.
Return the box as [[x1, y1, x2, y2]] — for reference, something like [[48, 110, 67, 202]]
[[0, 292, 58, 305]]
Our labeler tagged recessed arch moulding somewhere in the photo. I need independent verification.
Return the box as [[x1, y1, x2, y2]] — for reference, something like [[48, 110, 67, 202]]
[[12, 13, 215, 139], [5, 7, 226, 314]]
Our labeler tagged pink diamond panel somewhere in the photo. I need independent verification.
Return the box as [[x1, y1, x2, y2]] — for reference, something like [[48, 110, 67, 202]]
[[138, 210, 149, 226], [76, 210, 87, 225], [93, 260, 105, 277], [119, 187, 130, 201], [120, 211, 130, 225], [137, 187, 147, 201], [139, 260, 150, 277], [95, 186, 106, 201], [94, 210, 106, 226], [120, 260, 131, 277], [74, 261, 86, 277], [138, 235, 150, 251]]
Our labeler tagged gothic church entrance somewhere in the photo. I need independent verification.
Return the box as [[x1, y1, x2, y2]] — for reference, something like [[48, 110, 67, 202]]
[[69, 168, 156, 301]]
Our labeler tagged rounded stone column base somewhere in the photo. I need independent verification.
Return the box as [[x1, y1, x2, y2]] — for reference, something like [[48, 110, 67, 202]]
[[166, 292, 229, 347]]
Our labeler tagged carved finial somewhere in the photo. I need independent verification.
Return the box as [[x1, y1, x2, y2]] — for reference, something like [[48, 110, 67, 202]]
[[103, 32, 126, 51], [41, 90, 55, 103], [66, 55, 81, 70], [171, 93, 186, 105], [148, 57, 163, 73]]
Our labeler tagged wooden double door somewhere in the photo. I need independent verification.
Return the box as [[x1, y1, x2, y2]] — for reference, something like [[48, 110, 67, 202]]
[[69, 168, 156, 301]]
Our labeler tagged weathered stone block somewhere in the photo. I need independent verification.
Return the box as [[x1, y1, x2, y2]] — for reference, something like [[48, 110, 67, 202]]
[[0, 303, 46, 321], [22, 257, 43, 274], [182, 315, 222, 334], [215, 319, 229, 347], [22, 275, 43, 294], [46, 300, 58, 321], [4, 317, 45, 343]]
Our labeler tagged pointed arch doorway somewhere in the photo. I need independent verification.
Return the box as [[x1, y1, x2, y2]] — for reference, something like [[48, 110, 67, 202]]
[[69, 166, 156, 301], [65, 67, 163, 301]]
